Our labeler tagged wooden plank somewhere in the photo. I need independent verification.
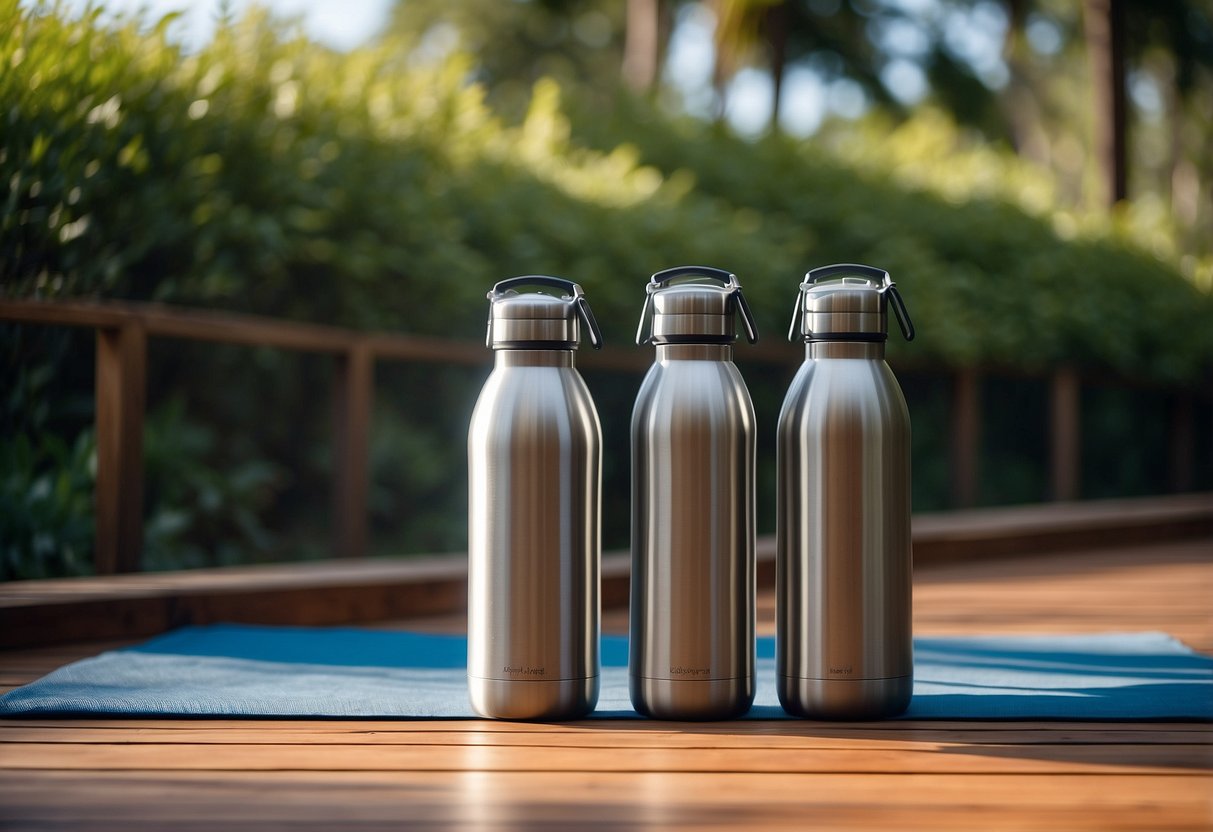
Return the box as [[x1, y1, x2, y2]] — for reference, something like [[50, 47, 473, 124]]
[[1, 718, 1207, 735], [0, 771, 1208, 831], [2, 544, 1211, 832], [1, 500, 1210, 649], [0, 299, 135, 329], [0, 556, 469, 650], [0, 298, 505, 365], [140, 302, 354, 354], [2, 739, 1206, 774], [332, 342, 374, 558], [1051, 366, 1081, 501], [94, 322, 147, 574], [2, 724, 1207, 747], [909, 493, 1213, 564], [0, 298, 353, 353], [363, 332, 484, 366]]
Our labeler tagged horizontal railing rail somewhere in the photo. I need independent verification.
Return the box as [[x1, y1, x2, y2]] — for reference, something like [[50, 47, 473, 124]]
[[2, 297, 1207, 574]]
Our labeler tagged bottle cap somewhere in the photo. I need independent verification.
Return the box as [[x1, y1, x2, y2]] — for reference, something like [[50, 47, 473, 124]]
[[486, 276, 603, 350], [636, 266, 759, 346], [788, 264, 914, 343]]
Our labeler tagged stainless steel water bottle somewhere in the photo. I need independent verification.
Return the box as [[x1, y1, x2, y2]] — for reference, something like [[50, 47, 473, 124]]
[[630, 266, 759, 720], [468, 276, 604, 720], [777, 263, 916, 719]]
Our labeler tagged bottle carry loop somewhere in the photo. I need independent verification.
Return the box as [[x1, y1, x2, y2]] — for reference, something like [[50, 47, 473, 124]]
[[787, 263, 915, 343], [635, 266, 760, 346]]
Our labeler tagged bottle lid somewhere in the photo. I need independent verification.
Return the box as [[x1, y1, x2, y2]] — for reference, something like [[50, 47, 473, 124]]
[[486, 276, 603, 350], [636, 266, 759, 346], [788, 263, 915, 343]]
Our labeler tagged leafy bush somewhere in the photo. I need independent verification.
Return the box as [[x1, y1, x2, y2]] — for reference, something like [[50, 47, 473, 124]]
[[142, 396, 283, 571], [567, 97, 1213, 382], [0, 429, 95, 579], [7, 3, 1209, 377]]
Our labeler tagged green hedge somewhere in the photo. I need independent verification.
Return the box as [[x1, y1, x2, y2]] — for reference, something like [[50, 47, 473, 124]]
[[5, 3, 1210, 378]]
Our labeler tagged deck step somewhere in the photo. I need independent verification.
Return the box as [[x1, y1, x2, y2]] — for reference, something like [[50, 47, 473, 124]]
[[2, 493, 1210, 649]]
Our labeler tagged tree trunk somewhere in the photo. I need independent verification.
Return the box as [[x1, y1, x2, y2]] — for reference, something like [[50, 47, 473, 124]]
[[1001, 0, 1048, 163], [623, 0, 662, 92], [1083, 0, 1128, 206], [765, 2, 788, 130]]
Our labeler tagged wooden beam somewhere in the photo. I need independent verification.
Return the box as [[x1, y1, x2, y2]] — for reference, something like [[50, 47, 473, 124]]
[[0, 299, 134, 329], [950, 368, 981, 508], [0, 298, 463, 363], [94, 322, 147, 574], [3, 494, 1210, 649], [332, 342, 374, 558], [1050, 367, 1081, 501]]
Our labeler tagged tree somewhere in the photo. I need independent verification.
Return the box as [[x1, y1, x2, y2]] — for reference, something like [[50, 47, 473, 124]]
[[712, 0, 895, 130], [1083, 0, 1128, 205], [385, 0, 627, 117], [622, 0, 670, 93]]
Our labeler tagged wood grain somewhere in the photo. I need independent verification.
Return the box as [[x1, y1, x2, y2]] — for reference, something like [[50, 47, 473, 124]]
[[94, 321, 147, 574], [332, 342, 374, 559], [2, 541, 1211, 829], [0, 771, 1207, 831]]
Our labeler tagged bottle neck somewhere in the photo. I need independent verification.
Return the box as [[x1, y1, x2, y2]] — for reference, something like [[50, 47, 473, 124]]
[[807, 341, 885, 359], [656, 343, 734, 362], [494, 349, 574, 368]]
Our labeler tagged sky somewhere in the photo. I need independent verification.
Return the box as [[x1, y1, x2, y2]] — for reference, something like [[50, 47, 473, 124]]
[[55, 0, 841, 136], [58, 0, 395, 52], [50, 0, 1019, 139]]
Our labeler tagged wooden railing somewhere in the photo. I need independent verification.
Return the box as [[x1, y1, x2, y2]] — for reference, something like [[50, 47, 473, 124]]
[[1, 297, 1204, 574], [1, 298, 647, 573]]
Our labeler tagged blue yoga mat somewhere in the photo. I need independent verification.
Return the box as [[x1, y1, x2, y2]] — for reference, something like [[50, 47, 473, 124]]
[[2, 624, 1209, 720]]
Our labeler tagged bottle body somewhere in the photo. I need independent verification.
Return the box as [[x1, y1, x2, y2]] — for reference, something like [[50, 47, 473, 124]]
[[776, 342, 913, 719], [630, 343, 756, 720], [468, 350, 601, 720]]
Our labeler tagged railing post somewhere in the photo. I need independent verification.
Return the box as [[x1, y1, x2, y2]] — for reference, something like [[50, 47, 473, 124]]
[[950, 367, 981, 508], [94, 321, 146, 574], [333, 341, 373, 558], [1050, 366, 1081, 501]]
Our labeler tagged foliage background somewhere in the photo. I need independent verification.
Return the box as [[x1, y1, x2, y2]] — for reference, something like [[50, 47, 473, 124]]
[[2, 1, 1210, 577]]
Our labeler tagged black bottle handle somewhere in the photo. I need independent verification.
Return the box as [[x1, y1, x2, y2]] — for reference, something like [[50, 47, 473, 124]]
[[491, 275, 578, 297], [649, 265, 735, 287], [803, 263, 889, 286]]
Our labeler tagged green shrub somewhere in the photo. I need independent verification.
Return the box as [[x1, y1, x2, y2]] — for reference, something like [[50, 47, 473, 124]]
[[0, 429, 95, 579], [7, 2, 1208, 379]]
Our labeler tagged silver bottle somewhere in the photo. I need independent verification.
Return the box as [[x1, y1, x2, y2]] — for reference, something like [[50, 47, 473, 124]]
[[468, 276, 603, 721], [630, 266, 759, 720], [777, 263, 916, 719]]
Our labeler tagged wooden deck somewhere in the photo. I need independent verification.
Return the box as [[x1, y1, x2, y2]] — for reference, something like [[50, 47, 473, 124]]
[[1, 537, 1211, 830]]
